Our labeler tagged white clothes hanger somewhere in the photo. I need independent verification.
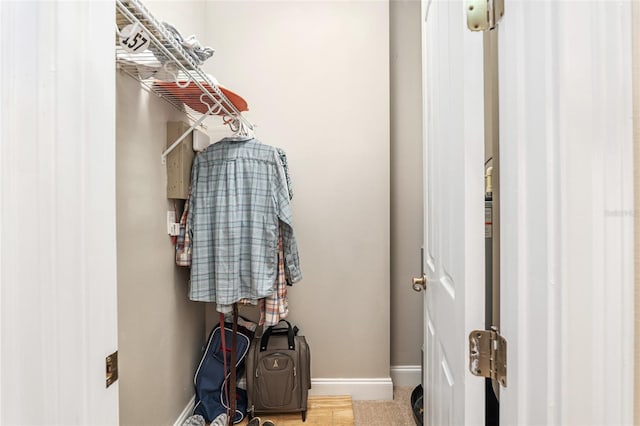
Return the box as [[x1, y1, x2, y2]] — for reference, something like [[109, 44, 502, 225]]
[[222, 115, 254, 139]]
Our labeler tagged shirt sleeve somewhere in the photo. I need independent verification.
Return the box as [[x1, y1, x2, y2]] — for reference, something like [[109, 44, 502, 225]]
[[272, 149, 302, 284], [276, 147, 294, 200]]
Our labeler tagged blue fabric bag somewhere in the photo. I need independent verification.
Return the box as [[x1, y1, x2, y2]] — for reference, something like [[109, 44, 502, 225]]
[[193, 318, 255, 424]]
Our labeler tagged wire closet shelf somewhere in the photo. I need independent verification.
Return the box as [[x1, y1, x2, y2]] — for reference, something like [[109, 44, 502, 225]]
[[115, 0, 253, 163]]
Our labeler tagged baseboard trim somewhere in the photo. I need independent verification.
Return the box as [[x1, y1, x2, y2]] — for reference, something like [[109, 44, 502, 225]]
[[390, 365, 422, 388], [173, 395, 195, 426], [309, 377, 393, 401], [174, 374, 404, 419]]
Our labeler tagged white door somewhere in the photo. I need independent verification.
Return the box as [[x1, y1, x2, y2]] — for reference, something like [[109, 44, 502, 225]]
[[420, 1, 485, 424], [0, 2, 119, 424], [497, 2, 634, 425], [421, 1, 634, 425]]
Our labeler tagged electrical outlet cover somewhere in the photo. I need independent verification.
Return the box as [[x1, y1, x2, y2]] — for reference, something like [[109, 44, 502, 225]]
[[167, 211, 176, 234]]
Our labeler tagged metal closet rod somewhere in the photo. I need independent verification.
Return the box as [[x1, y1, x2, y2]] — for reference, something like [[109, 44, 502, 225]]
[[115, 0, 253, 163]]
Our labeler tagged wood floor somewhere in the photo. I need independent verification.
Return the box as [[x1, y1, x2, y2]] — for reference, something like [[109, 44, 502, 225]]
[[236, 396, 354, 426], [234, 387, 416, 426]]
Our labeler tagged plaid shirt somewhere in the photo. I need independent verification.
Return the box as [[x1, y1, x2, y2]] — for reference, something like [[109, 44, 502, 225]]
[[187, 137, 302, 308], [259, 224, 289, 326]]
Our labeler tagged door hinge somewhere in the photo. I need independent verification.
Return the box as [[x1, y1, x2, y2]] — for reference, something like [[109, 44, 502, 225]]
[[106, 351, 119, 388], [468, 328, 507, 387], [466, 0, 504, 32]]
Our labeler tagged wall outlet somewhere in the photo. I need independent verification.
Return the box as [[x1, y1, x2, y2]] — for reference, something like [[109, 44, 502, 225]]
[[167, 211, 176, 235], [169, 223, 181, 236]]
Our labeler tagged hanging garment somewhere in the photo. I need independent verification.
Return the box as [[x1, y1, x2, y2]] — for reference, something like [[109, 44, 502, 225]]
[[238, 223, 288, 326], [175, 192, 192, 267], [259, 224, 289, 326], [276, 147, 294, 200], [187, 137, 302, 312]]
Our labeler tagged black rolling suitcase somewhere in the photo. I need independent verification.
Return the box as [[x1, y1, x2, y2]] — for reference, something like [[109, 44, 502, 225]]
[[245, 320, 311, 421]]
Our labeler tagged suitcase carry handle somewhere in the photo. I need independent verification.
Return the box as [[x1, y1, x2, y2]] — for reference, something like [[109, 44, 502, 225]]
[[260, 320, 299, 351]]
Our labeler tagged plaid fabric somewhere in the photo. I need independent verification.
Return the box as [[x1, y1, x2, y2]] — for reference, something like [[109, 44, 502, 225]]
[[187, 137, 302, 309], [175, 194, 192, 267], [259, 224, 289, 327]]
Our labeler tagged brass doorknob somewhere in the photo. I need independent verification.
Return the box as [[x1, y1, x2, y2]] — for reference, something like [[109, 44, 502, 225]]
[[412, 274, 427, 292]]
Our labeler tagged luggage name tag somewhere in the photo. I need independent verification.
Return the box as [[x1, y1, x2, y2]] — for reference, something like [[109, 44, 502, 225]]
[[119, 23, 151, 53]]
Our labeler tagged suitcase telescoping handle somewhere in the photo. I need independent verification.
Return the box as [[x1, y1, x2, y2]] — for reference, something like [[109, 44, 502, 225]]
[[260, 320, 299, 352]]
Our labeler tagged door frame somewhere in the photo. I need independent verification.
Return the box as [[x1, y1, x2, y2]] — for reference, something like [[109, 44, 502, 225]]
[[0, 1, 118, 424], [635, 1, 640, 423]]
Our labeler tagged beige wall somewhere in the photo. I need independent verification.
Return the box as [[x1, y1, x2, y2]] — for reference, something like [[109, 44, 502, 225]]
[[116, 4, 209, 425], [201, 1, 390, 380], [389, 0, 424, 367], [116, 74, 206, 425]]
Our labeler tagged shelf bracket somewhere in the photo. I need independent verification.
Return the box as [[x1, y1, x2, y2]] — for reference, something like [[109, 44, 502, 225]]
[[161, 107, 213, 164]]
